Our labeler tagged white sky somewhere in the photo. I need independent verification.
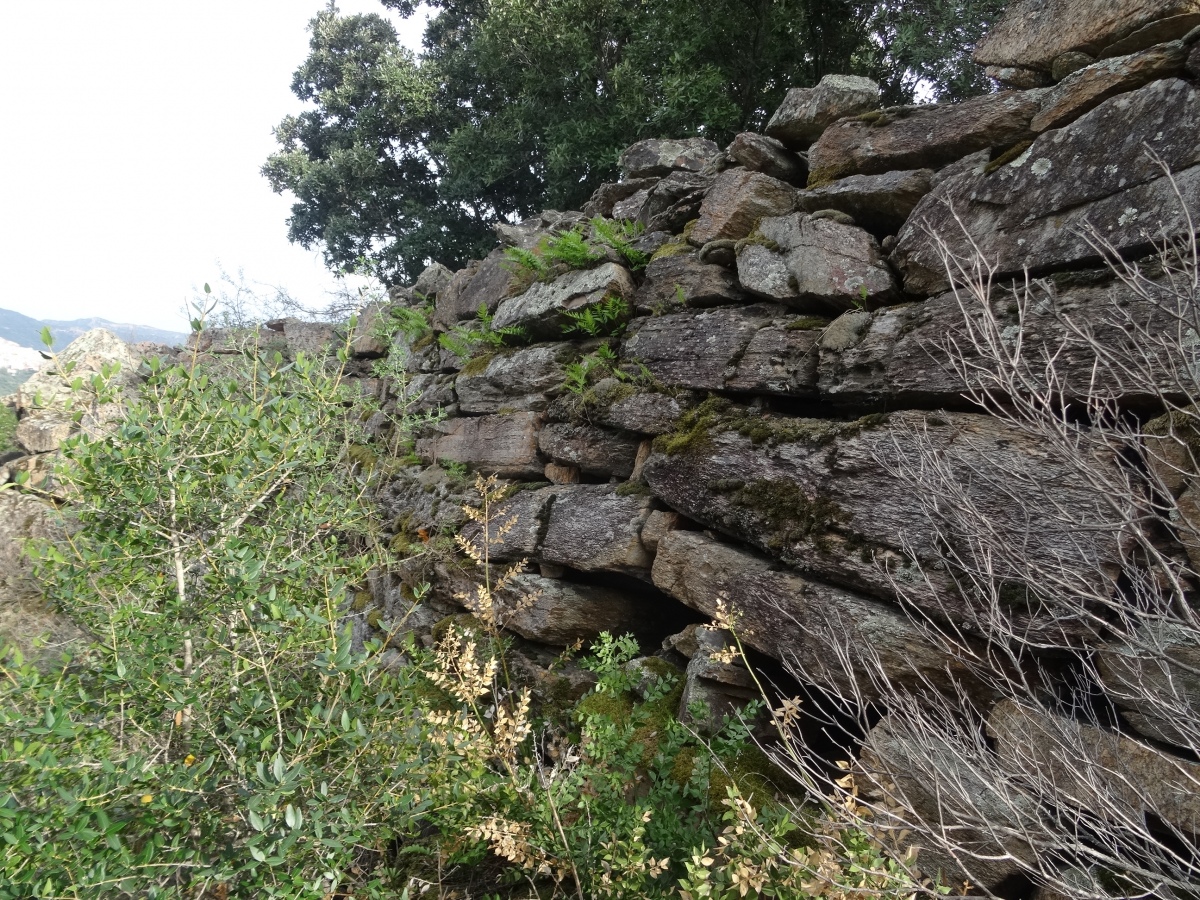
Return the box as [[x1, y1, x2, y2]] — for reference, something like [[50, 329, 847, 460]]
[[0, 2, 427, 332]]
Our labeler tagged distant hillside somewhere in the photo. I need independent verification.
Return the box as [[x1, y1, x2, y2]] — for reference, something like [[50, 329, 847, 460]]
[[0, 307, 187, 351]]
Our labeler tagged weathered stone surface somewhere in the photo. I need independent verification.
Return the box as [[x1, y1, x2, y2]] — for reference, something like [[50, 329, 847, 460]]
[[413, 263, 454, 300], [279, 320, 340, 357], [974, 0, 1200, 73], [544, 463, 580, 485], [434, 254, 521, 328], [633, 253, 745, 314], [654, 531, 988, 702], [538, 422, 640, 479], [348, 302, 392, 358], [611, 189, 651, 222], [986, 64, 1055, 89], [18, 329, 141, 415], [859, 714, 1030, 892], [727, 132, 806, 184], [639, 509, 680, 554], [623, 304, 788, 392], [493, 210, 587, 250], [456, 343, 580, 415], [644, 405, 1119, 625], [817, 275, 1188, 407], [620, 138, 721, 179], [15, 411, 73, 455], [1101, 12, 1200, 56], [807, 92, 1040, 187], [416, 411, 544, 479], [725, 319, 822, 397], [582, 177, 661, 218], [498, 574, 658, 645], [492, 263, 636, 339], [1051, 50, 1096, 81], [1098, 624, 1200, 748], [1032, 41, 1188, 132], [546, 379, 693, 436], [679, 626, 763, 735], [988, 699, 1200, 836], [638, 172, 713, 234], [737, 213, 898, 313], [540, 484, 655, 576], [894, 79, 1200, 296], [765, 75, 881, 150], [689, 169, 797, 245], [0, 490, 81, 663], [794, 169, 933, 236], [462, 485, 559, 562]]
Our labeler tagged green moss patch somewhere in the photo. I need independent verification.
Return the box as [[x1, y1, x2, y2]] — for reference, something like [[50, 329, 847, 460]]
[[713, 478, 844, 551]]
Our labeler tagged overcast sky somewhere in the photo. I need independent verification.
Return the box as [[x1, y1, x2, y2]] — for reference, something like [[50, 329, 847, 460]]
[[0, 2, 426, 333]]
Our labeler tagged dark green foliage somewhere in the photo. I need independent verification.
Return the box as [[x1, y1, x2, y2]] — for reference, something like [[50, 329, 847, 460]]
[[266, 1, 1003, 283]]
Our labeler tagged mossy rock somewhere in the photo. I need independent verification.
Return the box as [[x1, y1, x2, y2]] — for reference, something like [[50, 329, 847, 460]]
[[784, 316, 832, 331], [574, 689, 635, 725], [458, 350, 497, 377], [713, 477, 844, 552], [655, 396, 891, 457], [984, 140, 1033, 175]]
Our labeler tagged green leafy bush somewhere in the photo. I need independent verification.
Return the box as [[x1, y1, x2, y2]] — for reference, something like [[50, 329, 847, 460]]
[[0, 344, 425, 897]]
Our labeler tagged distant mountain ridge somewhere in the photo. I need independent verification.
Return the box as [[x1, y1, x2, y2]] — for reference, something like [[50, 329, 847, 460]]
[[0, 307, 187, 351]]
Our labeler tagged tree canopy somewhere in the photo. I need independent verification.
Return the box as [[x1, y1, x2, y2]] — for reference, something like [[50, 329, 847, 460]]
[[263, 0, 1005, 285]]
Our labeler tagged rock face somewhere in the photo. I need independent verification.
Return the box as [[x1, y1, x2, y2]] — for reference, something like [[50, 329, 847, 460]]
[[765, 75, 881, 149], [492, 263, 636, 338], [619, 138, 721, 179], [304, 19, 1200, 894], [737, 213, 898, 313], [894, 78, 1200, 295], [974, 0, 1200, 74], [689, 169, 796, 244], [807, 91, 1041, 186]]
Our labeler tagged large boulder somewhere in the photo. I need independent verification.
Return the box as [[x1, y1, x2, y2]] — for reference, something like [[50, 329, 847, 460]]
[[892, 78, 1200, 296], [736, 213, 899, 313], [689, 169, 797, 245], [491, 263, 636, 339], [765, 75, 882, 150], [434, 254, 522, 328], [415, 412, 545, 479], [653, 530, 990, 703], [816, 274, 1189, 407], [619, 138, 721, 179], [622, 304, 820, 397], [1097, 624, 1200, 748], [793, 169, 934, 236], [1031, 40, 1189, 133], [807, 91, 1041, 187], [582, 177, 660, 219], [538, 422, 641, 479], [974, 0, 1200, 74], [632, 253, 745, 314], [496, 574, 659, 646], [0, 490, 80, 662], [988, 699, 1200, 838], [643, 403, 1119, 629], [455, 342, 580, 415], [858, 713, 1031, 893], [638, 172, 713, 234], [539, 484, 656, 576], [726, 132, 806, 185]]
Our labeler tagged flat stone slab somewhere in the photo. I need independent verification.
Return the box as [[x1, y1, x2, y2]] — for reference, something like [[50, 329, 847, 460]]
[[416, 411, 544, 479], [492, 263, 636, 339], [807, 91, 1040, 186], [893, 78, 1200, 295]]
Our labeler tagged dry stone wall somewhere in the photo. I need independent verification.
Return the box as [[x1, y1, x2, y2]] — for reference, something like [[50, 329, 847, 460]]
[[5, 2, 1200, 893], [340, 2, 1200, 892]]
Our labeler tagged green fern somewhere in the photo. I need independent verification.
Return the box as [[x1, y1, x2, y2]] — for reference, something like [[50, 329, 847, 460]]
[[591, 217, 649, 271], [545, 228, 605, 269], [562, 295, 630, 337]]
